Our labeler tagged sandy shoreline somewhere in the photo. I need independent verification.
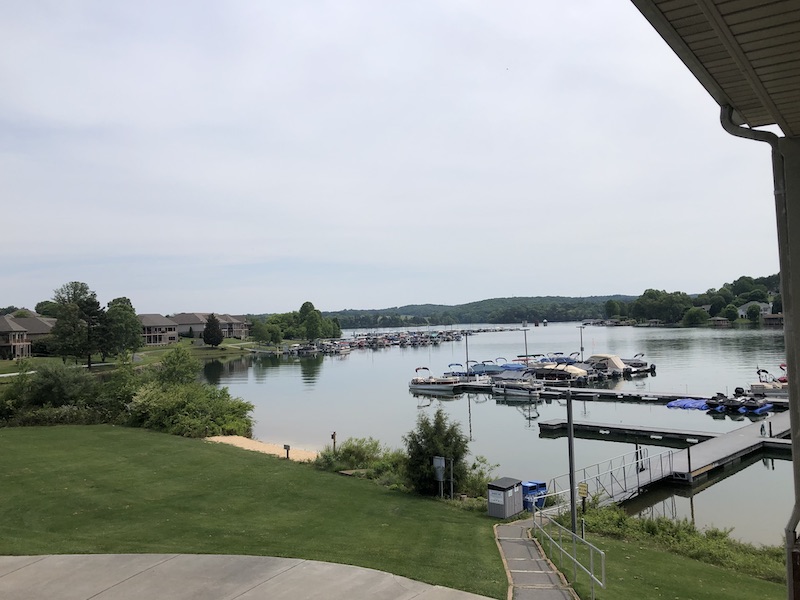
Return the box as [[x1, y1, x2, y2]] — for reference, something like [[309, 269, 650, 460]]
[[205, 435, 319, 462]]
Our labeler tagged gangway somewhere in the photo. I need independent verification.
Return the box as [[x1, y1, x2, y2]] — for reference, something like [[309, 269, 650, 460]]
[[547, 446, 674, 506]]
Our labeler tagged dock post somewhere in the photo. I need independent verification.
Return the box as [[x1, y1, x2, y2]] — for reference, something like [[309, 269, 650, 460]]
[[566, 390, 577, 534], [687, 446, 693, 484]]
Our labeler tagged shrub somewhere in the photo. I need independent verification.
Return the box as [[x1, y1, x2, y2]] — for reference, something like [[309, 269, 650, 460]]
[[403, 407, 469, 495], [127, 381, 254, 437], [6, 363, 98, 410]]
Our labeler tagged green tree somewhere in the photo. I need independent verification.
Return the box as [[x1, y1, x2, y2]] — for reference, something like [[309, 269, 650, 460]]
[[772, 294, 783, 313], [746, 304, 762, 323], [98, 297, 142, 361], [157, 346, 200, 385], [729, 276, 756, 297], [202, 313, 224, 347], [722, 304, 739, 322], [403, 407, 469, 496], [682, 307, 709, 327], [604, 300, 621, 318], [304, 310, 322, 341], [51, 303, 89, 363], [34, 300, 59, 317], [52, 281, 103, 368]]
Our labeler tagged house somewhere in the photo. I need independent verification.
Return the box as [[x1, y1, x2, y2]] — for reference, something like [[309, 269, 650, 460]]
[[737, 301, 772, 319], [708, 316, 731, 328], [138, 314, 179, 346], [11, 316, 56, 341], [0, 315, 31, 359], [169, 313, 248, 339]]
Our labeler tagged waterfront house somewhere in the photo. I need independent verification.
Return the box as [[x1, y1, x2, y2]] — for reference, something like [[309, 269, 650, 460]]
[[0, 316, 31, 359], [737, 301, 772, 319], [138, 314, 179, 346], [170, 313, 248, 339]]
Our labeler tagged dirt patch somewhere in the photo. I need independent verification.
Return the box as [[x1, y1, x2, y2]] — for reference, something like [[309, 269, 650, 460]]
[[205, 435, 319, 462]]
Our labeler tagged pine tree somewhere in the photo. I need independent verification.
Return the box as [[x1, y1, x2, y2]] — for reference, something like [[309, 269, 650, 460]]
[[202, 313, 224, 347]]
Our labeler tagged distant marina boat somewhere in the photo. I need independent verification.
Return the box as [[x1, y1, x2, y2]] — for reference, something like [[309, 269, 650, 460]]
[[408, 367, 461, 394]]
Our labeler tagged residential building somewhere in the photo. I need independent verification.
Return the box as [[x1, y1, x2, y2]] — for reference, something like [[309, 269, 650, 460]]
[[737, 301, 773, 319], [170, 313, 248, 339], [0, 316, 31, 359], [138, 314, 179, 346]]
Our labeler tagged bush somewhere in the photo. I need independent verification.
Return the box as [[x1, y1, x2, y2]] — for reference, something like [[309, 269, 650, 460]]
[[461, 455, 498, 498], [15, 363, 97, 408], [568, 505, 785, 583], [127, 381, 254, 437], [403, 407, 469, 496]]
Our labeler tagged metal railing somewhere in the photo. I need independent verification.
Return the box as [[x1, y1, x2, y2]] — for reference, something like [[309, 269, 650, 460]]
[[548, 446, 674, 505], [531, 508, 606, 600]]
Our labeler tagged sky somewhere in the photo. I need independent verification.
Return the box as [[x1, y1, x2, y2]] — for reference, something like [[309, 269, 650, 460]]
[[1, 1, 781, 315]]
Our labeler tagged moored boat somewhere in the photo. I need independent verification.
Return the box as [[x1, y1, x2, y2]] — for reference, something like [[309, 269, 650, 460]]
[[408, 367, 461, 394]]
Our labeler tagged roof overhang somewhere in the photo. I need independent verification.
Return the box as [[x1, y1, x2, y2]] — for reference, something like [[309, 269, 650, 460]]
[[631, 0, 800, 137]]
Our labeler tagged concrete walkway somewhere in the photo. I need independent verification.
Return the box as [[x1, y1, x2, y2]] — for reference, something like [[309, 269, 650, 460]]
[[0, 519, 577, 600], [495, 518, 577, 600], [0, 554, 494, 600]]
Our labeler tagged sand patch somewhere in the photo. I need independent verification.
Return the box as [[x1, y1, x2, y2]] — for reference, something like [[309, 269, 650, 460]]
[[205, 435, 319, 462]]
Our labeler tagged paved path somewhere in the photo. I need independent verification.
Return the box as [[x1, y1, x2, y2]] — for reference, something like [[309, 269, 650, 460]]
[[495, 518, 577, 600], [0, 520, 576, 600], [0, 555, 494, 600]]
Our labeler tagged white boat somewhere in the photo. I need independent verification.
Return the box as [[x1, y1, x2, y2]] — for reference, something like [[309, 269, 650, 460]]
[[747, 366, 788, 397], [408, 367, 461, 394]]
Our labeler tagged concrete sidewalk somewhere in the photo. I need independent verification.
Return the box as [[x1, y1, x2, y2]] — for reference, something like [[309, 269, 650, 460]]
[[495, 518, 577, 600], [0, 554, 494, 600]]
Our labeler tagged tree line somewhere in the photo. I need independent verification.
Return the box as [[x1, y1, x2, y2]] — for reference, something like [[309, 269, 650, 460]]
[[321, 274, 780, 328], [250, 301, 341, 343]]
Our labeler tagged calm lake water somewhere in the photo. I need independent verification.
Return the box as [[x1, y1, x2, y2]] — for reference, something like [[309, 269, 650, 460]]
[[206, 322, 790, 546]]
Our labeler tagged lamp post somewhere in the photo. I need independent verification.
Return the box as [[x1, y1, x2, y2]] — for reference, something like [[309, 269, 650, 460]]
[[522, 327, 529, 363], [577, 325, 585, 362]]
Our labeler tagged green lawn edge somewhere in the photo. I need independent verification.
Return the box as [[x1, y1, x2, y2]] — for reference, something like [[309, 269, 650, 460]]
[[0, 425, 507, 599], [0, 425, 786, 600]]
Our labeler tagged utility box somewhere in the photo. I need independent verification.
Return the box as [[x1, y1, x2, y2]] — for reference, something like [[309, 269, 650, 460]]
[[487, 477, 523, 519], [522, 480, 548, 511]]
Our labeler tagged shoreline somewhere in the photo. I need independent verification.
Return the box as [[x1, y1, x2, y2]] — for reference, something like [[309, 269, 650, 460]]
[[205, 435, 319, 462]]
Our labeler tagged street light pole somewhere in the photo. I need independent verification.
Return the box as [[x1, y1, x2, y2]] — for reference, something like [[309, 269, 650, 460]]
[[523, 327, 529, 363]]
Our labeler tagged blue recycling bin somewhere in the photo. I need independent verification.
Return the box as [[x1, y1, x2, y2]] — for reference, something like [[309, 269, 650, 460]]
[[522, 480, 547, 510]]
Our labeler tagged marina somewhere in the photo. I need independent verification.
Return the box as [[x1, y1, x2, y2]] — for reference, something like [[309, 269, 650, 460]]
[[539, 410, 791, 485], [209, 321, 790, 546]]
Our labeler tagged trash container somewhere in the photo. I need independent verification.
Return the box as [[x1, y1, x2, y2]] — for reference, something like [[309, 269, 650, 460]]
[[487, 477, 523, 519], [522, 480, 548, 511]]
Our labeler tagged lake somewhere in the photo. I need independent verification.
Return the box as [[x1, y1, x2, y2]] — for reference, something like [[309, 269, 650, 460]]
[[206, 322, 789, 546]]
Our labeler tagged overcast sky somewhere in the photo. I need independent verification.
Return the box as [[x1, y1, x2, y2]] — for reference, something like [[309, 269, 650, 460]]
[[1, 1, 780, 315]]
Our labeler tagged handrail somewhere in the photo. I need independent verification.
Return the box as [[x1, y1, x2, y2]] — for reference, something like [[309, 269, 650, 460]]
[[531, 507, 606, 599]]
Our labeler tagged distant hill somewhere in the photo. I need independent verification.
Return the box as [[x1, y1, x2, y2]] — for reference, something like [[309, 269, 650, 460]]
[[323, 295, 637, 329]]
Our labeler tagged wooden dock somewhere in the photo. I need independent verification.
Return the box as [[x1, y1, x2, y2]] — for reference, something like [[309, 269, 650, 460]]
[[539, 386, 790, 409], [538, 419, 720, 447], [670, 410, 791, 483], [539, 410, 791, 489]]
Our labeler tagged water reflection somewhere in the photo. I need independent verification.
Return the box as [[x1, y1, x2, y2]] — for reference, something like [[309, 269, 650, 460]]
[[203, 360, 224, 385], [206, 322, 788, 545]]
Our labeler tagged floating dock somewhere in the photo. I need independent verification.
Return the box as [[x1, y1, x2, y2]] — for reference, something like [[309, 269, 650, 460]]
[[540, 386, 790, 409], [539, 410, 791, 488]]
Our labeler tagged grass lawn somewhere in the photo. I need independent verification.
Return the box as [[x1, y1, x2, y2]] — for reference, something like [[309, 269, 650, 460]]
[[0, 425, 786, 599], [539, 529, 785, 600], [0, 425, 508, 599]]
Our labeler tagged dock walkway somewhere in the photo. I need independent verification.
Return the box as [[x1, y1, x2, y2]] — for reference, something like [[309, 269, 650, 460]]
[[540, 410, 791, 498]]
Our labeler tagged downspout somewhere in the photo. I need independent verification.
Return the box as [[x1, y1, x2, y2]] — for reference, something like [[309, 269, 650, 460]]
[[719, 105, 798, 594]]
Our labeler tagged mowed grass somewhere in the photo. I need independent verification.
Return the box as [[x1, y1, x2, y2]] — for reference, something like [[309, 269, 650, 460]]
[[540, 531, 785, 600], [0, 425, 507, 599]]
